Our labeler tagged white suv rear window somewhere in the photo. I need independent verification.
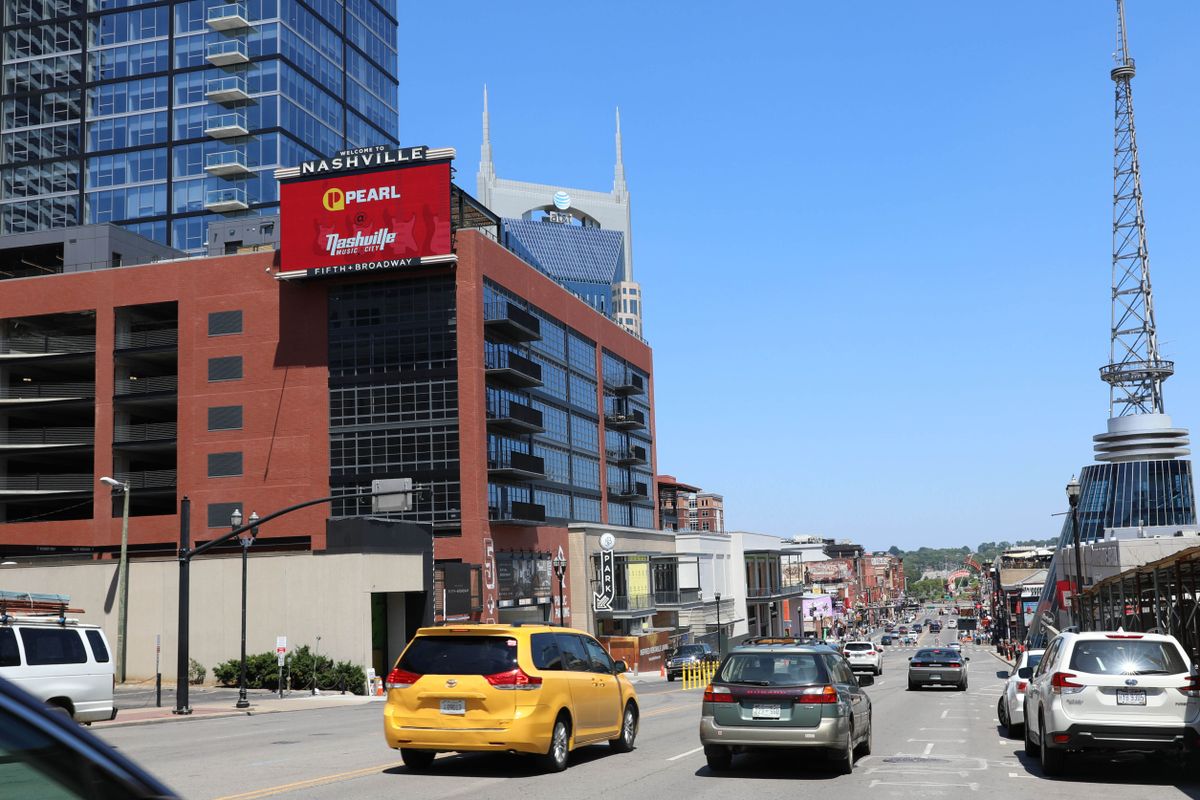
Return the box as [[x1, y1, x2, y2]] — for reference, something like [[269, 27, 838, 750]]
[[1068, 639, 1187, 675], [844, 643, 873, 651]]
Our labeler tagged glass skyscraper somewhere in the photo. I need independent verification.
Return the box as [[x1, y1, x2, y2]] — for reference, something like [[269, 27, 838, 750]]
[[1, 0, 399, 252]]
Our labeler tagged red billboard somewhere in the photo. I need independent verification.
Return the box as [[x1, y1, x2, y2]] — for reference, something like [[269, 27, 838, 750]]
[[279, 161, 451, 277]]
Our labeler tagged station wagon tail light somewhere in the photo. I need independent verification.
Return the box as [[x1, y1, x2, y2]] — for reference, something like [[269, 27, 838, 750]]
[[385, 668, 421, 689], [1177, 676, 1200, 698], [485, 667, 542, 690], [1050, 671, 1083, 694], [796, 685, 839, 704], [703, 685, 734, 703]]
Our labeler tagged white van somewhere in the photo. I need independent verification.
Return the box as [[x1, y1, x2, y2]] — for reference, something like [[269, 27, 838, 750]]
[[0, 618, 117, 723]]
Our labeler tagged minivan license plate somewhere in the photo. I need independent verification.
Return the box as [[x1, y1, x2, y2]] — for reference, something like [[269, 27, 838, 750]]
[[440, 699, 466, 715], [752, 704, 781, 720], [1117, 690, 1146, 706]]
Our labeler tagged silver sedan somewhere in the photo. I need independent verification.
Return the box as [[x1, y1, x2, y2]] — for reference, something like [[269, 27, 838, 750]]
[[907, 647, 968, 690]]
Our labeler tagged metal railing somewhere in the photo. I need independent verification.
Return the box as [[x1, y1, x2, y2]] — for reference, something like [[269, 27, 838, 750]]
[[113, 422, 177, 442], [115, 329, 178, 349], [115, 375, 177, 395], [610, 594, 655, 612], [0, 382, 94, 399], [487, 500, 546, 524], [0, 334, 95, 355], [205, 150, 248, 170], [114, 469, 177, 489], [205, 112, 248, 133], [654, 588, 702, 605], [206, 187, 248, 207], [206, 39, 247, 59], [206, 3, 249, 24], [206, 76, 248, 96], [0, 427, 93, 445], [0, 474, 94, 491]]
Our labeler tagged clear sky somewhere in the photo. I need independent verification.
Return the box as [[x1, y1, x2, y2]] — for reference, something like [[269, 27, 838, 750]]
[[398, 1, 1200, 551]]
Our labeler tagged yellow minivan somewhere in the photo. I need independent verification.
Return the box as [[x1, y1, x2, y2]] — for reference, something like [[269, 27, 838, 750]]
[[383, 624, 639, 772]]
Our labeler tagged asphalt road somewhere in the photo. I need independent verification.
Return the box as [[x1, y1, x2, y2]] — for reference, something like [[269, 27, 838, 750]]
[[96, 630, 1200, 800]]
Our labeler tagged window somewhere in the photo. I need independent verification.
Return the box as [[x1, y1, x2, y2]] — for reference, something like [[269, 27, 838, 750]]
[[208, 405, 243, 431], [206, 501, 244, 529], [208, 355, 242, 382], [717, 653, 829, 686], [583, 636, 615, 674], [1068, 639, 1187, 675], [397, 636, 517, 675], [207, 452, 243, 478], [556, 634, 591, 672], [208, 310, 243, 336], [85, 630, 109, 663], [530, 633, 563, 671], [0, 629, 18, 667], [19, 629, 87, 666]]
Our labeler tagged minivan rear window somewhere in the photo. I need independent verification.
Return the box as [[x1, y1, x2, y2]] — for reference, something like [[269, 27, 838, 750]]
[[717, 653, 829, 686], [1069, 639, 1187, 675], [19, 629, 87, 666], [398, 636, 517, 675], [85, 630, 110, 663]]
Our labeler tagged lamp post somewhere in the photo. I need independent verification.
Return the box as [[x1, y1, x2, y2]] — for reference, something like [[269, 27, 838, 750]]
[[715, 593, 722, 654], [234, 509, 259, 709], [1066, 475, 1084, 630], [552, 552, 567, 626], [100, 476, 130, 683]]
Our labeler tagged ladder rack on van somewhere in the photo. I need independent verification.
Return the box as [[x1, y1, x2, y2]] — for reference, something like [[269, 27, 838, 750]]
[[0, 590, 84, 624]]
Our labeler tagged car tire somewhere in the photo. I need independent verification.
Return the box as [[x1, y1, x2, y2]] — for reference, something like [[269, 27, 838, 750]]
[[1023, 707, 1038, 757], [958, 678, 967, 692], [542, 717, 571, 773], [609, 702, 638, 752], [998, 697, 1011, 736], [907, 680, 918, 691], [834, 724, 855, 775], [667, 673, 675, 682], [400, 749, 435, 771], [704, 745, 732, 772], [1038, 714, 1065, 776]]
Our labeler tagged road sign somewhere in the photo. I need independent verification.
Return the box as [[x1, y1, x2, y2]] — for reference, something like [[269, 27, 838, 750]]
[[276, 636, 287, 655], [593, 549, 615, 611], [371, 477, 413, 513]]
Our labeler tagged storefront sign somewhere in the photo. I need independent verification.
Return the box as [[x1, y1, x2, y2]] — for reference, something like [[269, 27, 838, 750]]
[[594, 549, 615, 611], [442, 562, 473, 620], [497, 552, 552, 608]]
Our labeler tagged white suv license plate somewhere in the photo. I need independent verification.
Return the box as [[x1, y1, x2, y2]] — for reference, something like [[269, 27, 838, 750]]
[[440, 699, 466, 715], [752, 704, 781, 720], [1117, 690, 1146, 706]]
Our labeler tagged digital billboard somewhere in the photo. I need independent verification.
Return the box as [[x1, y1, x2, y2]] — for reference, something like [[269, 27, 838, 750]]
[[279, 160, 451, 278]]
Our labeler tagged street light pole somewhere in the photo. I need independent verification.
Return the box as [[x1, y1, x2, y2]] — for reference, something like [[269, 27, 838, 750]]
[[100, 477, 130, 684], [1067, 475, 1084, 630], [715, 593, 722, 654], [235, 510, 259, 710]]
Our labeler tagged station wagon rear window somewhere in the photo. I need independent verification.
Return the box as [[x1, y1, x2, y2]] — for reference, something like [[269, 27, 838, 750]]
[[19, 629, 87, 666], [398, 636, 517, 675], [1068, 640, 1186, 675], [717, 653, 829, 686]]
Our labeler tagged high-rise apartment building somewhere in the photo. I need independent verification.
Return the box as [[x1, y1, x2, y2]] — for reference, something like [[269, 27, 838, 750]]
[[1, 0, 399, 252]]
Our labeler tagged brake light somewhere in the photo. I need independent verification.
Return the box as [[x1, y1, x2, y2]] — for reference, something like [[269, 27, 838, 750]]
[[1105, 634, 1143, 639], [1178, 675, 1200, 698], [703, 684, 734, 703], [1050, 671, 1083, 694], [867, 651, 876, 656], [1016, 681, 1028, 693], [797, 685, 839, 704], [385, 668, 421, 689], [484, 667, 542, 690]]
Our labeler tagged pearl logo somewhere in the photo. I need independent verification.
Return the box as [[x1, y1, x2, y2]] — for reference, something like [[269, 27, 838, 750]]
[[323, 187, 345, 211], [552, 191, 571, 210]]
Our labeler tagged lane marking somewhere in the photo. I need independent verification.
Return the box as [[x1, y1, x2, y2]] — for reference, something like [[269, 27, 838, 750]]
[[923, 742, 935, 755], [642, 702, 696, 719], [212, 761, 402, 800], [667, 745, 705, 761]]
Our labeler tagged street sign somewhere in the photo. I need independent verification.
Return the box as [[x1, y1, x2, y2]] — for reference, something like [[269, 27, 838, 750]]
[[593, 549, 615, 611], [371, 477, 413, 513]]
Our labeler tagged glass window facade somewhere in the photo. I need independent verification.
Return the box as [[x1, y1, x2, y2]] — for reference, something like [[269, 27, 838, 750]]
[[0, 0, 399, 249]]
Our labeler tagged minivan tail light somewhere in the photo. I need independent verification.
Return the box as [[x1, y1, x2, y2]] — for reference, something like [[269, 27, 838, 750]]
[[703, 685, 734, 703], [1178, 675, 1200, 698], [485, 667, 542, 690], [797, 685, 839, 704], [385, 668, 421, 689], [1050, 671, 1083, 694]]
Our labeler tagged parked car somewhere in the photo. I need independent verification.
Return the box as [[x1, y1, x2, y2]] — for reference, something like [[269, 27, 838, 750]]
[[383, 624, 639, 772], [946, 619, 957, 629], [907, 647, 968, 690], [997, 648, 1045, 737], [897, 626, 908, 635], [0, 617, 116, 724], [1023, 631, 1198, 776], [699, 641, 874, 774], [0, 674, 176, 797], [842, 641, 883, 675], [665, 643, 718, 682], [879, 634, 893, 646]]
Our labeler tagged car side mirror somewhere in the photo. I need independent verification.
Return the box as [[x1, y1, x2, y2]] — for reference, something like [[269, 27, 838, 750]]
[[965, 657, 970, 661], [858, 674, 874, 687], [612, 660, 627, 674], [1017, 667, 1033, 679]]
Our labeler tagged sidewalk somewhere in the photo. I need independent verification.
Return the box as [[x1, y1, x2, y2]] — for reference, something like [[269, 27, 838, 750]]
[[95, 690, 379, 730]]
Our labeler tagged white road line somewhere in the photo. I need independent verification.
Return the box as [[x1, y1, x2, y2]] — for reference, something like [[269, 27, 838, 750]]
[[666, 746, 705, 762], [907, 738, 966, 743], [923, 742, 935, 755]]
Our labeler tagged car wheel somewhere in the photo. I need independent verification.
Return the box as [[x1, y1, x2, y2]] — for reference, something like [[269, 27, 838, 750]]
[[907, 680, 918, 691], [609, 702, 638, 752], [705, 745, 732, 772], [1038, 714, 1065, 776], [834, 724, 855, 775], [1023, 707, 1038, 757], [667, 673, 675, 682], [400, 749, 435, 771], [997, 697, 1011, 736], [958, 677, 967, 691], [542, 717, 571, 773]]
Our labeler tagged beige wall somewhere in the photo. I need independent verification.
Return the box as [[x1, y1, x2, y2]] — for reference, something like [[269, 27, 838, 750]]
[[0, 551, 424, 680]]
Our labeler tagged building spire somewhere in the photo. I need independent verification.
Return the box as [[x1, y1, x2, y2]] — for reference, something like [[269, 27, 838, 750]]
[[477, 85, 495, 203], [613, 106, 627, 197]]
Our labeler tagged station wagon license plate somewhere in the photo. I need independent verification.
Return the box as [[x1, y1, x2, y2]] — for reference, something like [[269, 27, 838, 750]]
[[752, 704, 781, 720], [1117, 690, 1146, 706], [440, 699, 466, 715]]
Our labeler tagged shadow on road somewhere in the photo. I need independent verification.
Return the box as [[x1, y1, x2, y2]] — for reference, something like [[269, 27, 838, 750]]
[[382, 743, 626, 778], [693, 750, 842, 780], [1009, 747, 1200, 792]]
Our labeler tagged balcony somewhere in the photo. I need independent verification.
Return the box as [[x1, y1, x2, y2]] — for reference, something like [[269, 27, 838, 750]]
[[205, 187, 249, 212], [115, 375, 177, 396], [0, 427, 93, 448], [484, 302, 541, 343], [608, 594, 655, 613], [654, 588, 703, 606], [0, 474, 93, 494], [0, 382, 94, 402], [609, 481, 649, 502], [206, 3, 251, 30], [205, 76, 250, 103], [604, 372, 645, 396], [746, 583, 806, 599], [0, 334, 95, 356], [604, 407, 646, 431], [204, 150, 252, 177], [114, 469, 177, 489], [606, 444, 647, 466], [114, 422, 178, 443], [114, 328, 178, 350], [487, 450, 546, 481], [205, 38, 248, 66], [485, 350, 542, 389], [488, 500, 546, 526], [486, 399, 544, 435], [204, 112, 248, 138]]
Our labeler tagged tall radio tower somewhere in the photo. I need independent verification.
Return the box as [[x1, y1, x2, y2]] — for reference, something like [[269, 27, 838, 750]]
[[1094, 0, 1189, 461]]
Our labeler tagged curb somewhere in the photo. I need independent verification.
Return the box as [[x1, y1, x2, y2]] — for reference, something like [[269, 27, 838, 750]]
[[96, 697, 376, 730], [986, 649, 1015, 669]]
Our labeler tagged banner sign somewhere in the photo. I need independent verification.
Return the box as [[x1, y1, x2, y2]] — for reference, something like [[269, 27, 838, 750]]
[[442, 562, 473, 619], [279, 160, 451, 278], [594, 550, 615, 611], [496, 552, 551, 608]]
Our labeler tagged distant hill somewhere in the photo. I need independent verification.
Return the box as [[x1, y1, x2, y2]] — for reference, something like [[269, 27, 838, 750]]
[[887, 538, 1058, 585]]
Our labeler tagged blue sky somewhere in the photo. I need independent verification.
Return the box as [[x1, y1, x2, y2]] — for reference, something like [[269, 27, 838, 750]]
[[398, 2, 1200, 551]]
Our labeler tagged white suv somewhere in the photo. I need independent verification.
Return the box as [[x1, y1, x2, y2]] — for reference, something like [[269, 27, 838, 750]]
[[842, 641, 883, 675], [1023, 631, 1198, 775], [997, 648, 1045, 737]]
